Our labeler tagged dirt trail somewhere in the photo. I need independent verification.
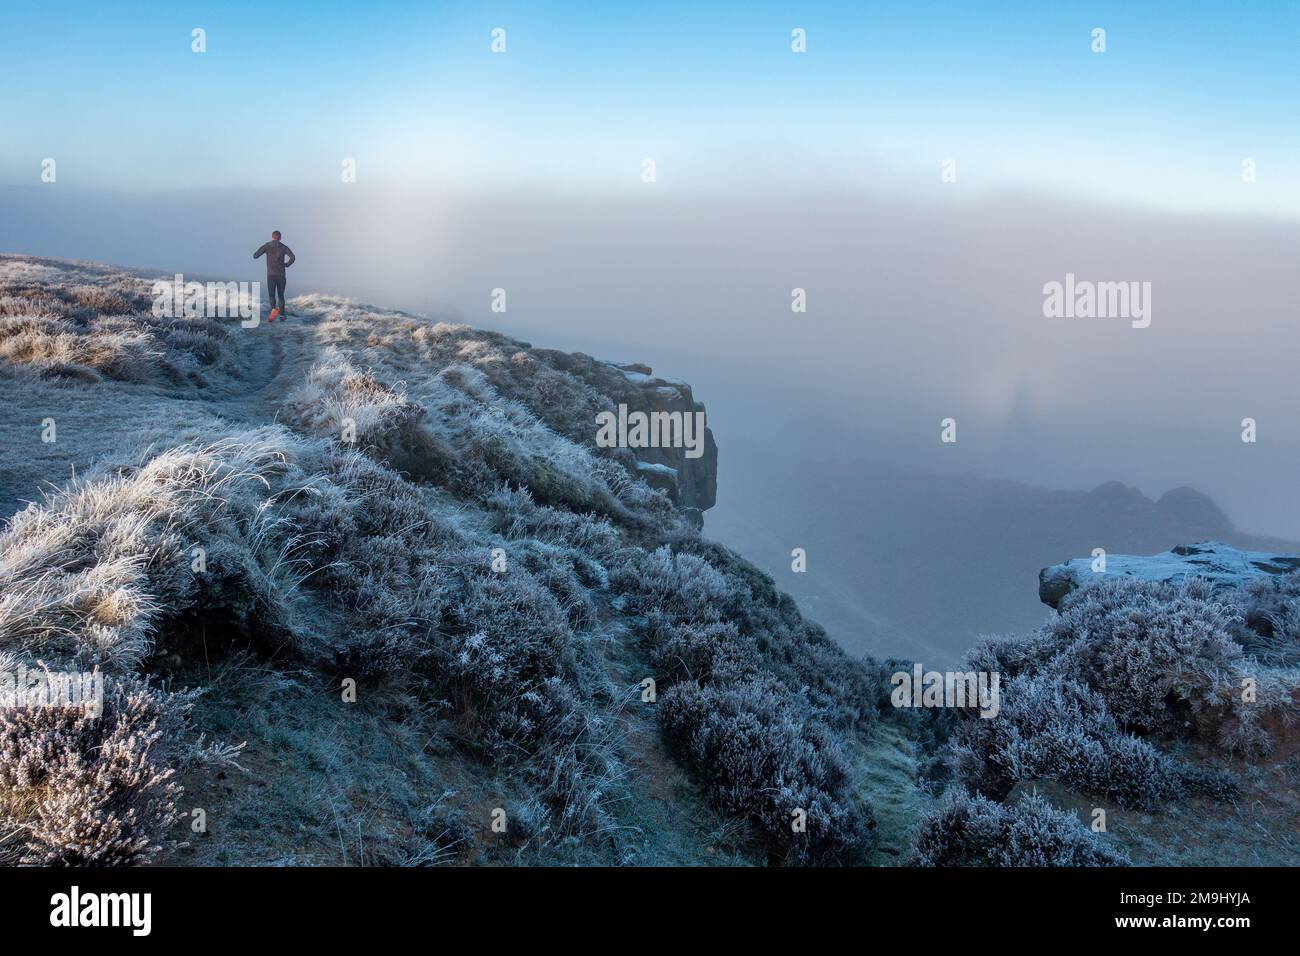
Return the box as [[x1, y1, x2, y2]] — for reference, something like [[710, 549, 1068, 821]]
[[182, 303, 324, 425]]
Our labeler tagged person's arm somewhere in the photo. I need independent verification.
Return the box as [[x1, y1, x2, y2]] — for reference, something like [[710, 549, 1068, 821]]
[[254, 243, 268, 259], [282, 245, 296, 268]]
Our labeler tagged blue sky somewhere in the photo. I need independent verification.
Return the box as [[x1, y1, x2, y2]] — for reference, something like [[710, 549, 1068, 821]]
[[2, 0, 1298, 213]]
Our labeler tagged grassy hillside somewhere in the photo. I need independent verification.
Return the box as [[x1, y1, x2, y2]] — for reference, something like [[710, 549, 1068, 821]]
[[0, 256, 931, 865]]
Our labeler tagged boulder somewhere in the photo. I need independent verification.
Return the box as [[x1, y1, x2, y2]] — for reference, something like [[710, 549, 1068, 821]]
[[1038, 540, 1300, 609]]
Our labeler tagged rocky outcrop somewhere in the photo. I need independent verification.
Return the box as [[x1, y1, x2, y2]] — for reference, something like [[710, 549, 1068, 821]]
[[603, 362, 718, 513], [1039, 540, 1300, 609], [512, 350, 718, 514], [391, 328, 719, 518]]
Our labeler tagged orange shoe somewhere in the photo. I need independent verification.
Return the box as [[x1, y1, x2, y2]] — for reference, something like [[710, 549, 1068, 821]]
[[268, 308, 279, 323]]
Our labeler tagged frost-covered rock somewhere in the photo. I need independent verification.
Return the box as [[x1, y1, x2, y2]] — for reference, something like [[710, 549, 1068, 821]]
[[1039, 541, 1300, 609], [496, 351, 718, 512], [635, 460, 680, 501], [599, 362, 717, 511]]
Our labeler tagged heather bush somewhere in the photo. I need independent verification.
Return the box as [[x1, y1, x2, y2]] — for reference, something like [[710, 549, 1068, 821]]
[[609, 539, 878, 863], [1241, 572, 1300, 665], [275, 449, 614, 812], [962, 630, 1060, 683], [485, 484, 622, 562], [913, 789, 1129, 867], [965, 577, 1273, 767], [1045, 577, 1246, 735], [659, 677, 875, 864], [515, 541, 601, 632], [952, 673, 1235, 809], [617, 539, 877, 730], [642, 616, 758, 685], [0, 676, 194, 866], [611, 545, 737, 624], [295, 455, 624, 840], [670, 536, 879, 729]]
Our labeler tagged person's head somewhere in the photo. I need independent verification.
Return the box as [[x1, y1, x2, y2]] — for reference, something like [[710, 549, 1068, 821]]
[[271, 230, 281, 240]]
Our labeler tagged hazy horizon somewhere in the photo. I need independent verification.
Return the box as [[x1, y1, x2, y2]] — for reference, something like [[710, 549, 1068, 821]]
[[4, 183, 1297, 546]]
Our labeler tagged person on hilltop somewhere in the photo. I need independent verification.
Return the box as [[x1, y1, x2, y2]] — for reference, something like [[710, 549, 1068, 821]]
[[253, 230, 296, 321]]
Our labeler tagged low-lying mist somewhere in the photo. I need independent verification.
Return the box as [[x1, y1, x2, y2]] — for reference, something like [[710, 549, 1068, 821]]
[[5, 183, 1296, 659]]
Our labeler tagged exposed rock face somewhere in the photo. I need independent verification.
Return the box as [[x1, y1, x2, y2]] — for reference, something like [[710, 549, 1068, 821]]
[[1039, 540, 1300, 608], [515, 350, 718, 513], [605, 362, 718, 512], [385, 328, 719, 517]]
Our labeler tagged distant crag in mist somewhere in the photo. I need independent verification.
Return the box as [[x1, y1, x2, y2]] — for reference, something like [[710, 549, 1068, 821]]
[[712, 460, 1299, 665]]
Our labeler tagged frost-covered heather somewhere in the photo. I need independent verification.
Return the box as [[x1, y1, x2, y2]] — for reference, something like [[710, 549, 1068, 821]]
[[0, 675, 193, 866], [285, 348, 674, 528], [924, 572, 1300, 863], [913, 789, 1129, 867], [614, 544, 878, 864], [965, 577, 1299, 764], [951, 672, 1235, 809], [1241, 571, 1300, 665]]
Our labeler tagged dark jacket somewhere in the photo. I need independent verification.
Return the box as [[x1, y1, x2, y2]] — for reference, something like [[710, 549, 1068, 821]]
[[254, 239, 296, 276]]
